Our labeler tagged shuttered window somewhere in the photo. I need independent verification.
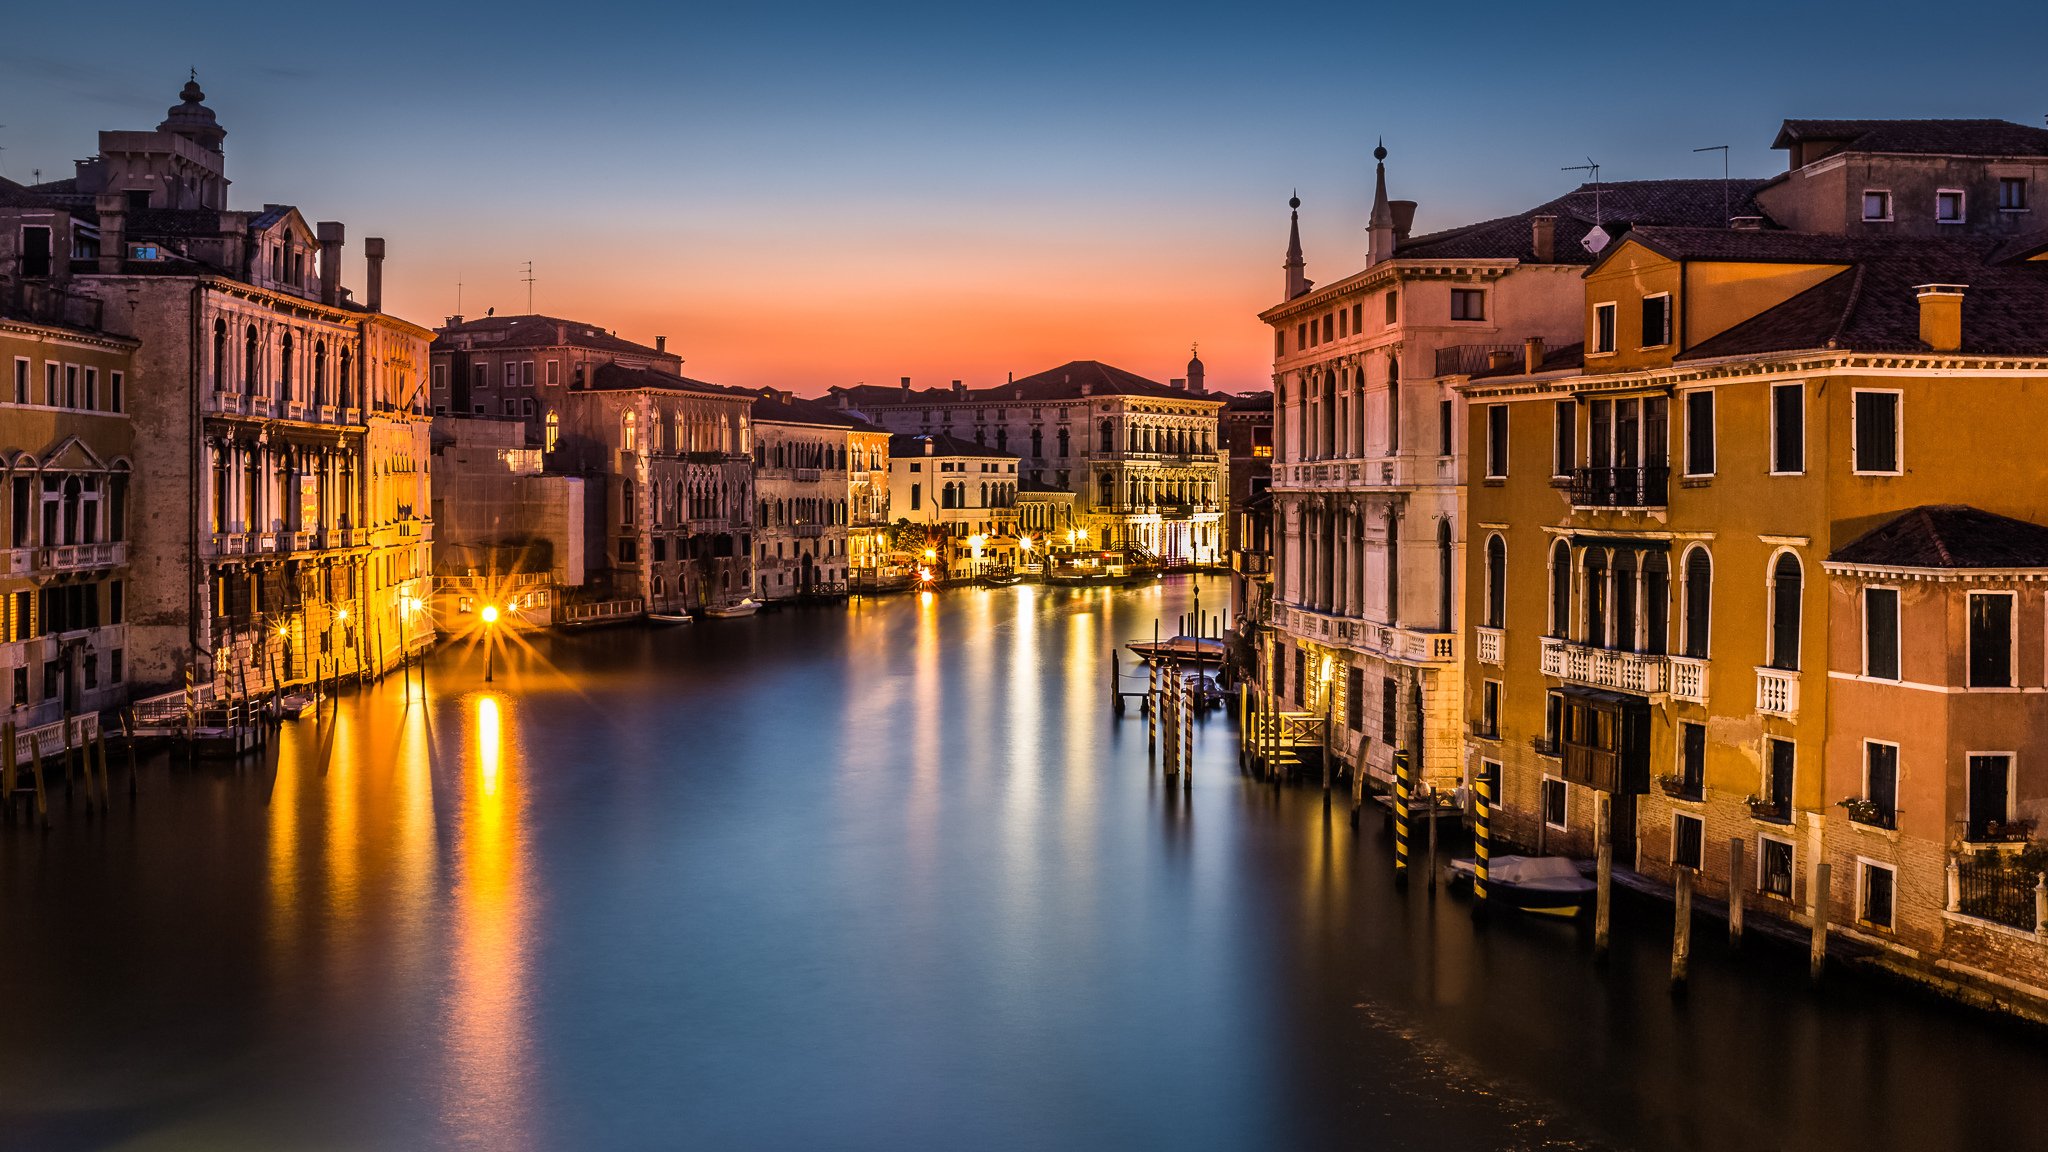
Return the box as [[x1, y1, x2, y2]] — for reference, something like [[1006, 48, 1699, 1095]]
[[1683, 390, 1715, 475], [1864, 587, 1900, 680], [1772, 383, 1804, 473], [1854, 391, 1900, 473], [1969, 592, 2014, 687]]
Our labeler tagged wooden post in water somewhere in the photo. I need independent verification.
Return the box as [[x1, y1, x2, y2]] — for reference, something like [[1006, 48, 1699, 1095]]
[[94, 724, 111, 807], [1594, 797, 1612, 957], [1146, 660, 1158, 755], [1236, 682, 1248, 774], [1472, 767, 1493, 917], [1425, 782, 1439, 890], [1108, 647, 1121, 715], [28, 734, 48, 826], [1672, 867, 1694, 989], [1182, 665, 1193, 794], [1, 720, 13, 815], [1728, 838, 1746, 950], [1392, 749, 1411, 888], [1810, 862, 1831, 985], [122, 709, 138, 798]]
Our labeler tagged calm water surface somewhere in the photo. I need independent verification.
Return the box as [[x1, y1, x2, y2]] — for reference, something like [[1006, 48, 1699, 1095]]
[[2, 576, 2043, 1150]]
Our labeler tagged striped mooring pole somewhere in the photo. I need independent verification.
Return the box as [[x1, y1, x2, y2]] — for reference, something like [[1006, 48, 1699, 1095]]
[[1392, 748, 1411, 886], [1473, 764, 1494, 913]]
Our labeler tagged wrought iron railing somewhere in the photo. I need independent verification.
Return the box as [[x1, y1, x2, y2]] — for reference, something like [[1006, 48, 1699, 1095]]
[[1568, 466, 1670, 508], [1956, 858, 2040, 932]]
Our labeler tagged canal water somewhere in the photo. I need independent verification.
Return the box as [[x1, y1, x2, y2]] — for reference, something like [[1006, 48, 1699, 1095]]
[[1, 575, 2042, 1150]]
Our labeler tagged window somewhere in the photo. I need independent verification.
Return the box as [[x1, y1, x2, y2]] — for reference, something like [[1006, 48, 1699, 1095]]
[[1861, 862, 1895, 929], [1862, 190, 1892, 222], [1967, 754, 2014, 840], [547, 359, 560, 386], [1935, 189, 1966, 224], [1640, 294, 1671, 347], [1592, 303, 1617, 353], [1484, 534, 1506, 628], [1383, 291, 1398, 326], [1682, 546, 1711, 658], [1864, 587, 1900, 680], [1542, 778, 1567, 830], [1438, 399, 1453, 456], [44, 362, 57, 406], [1769, 552, 1802, 671], [520, 361, 535, 388], [1679, 721, 1705, 798], [1548, 540, 1571, 638], [909, 483, 921, 511], [1673, 814, 1703, 870], [1451, 289, 1486, 321], [20, 225, 53, 277], [1351, 303, 1362, 333], [1347, 666, 1364, 732], [1764, 738, 1795, 819], [1999, 177, 2029, 212], [109, 371, 123, 413], [1381, 677, 1397, 741], [1480, 680, 1500, 738], [505, 363, 518, 389], [1682, 390, 1714, 476], [1484, 404, 1508, 478], [1968, 591, 2014, 687], [1760, 838, 1794, 899], [11, 358, 25, 405], [1864, 741, 1899, 826], [1552, 400, 1575, 477], [1853, 391, 1900, 473], [1770, 383, 1804, 473], [1543, 691, 1563, 753]]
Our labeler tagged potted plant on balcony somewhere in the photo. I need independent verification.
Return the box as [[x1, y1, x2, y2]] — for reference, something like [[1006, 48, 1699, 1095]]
[[1837, 796, 1895, 829], [1657, 773, 1700, 800], [1745, 794, 1787, 821]]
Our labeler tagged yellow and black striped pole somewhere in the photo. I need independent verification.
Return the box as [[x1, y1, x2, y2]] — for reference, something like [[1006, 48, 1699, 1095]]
[[1473, 764, 1494, 914], [1393, 748, 1411, 886]]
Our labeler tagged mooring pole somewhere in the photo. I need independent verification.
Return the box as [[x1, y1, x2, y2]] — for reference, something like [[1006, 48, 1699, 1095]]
[[1182, 666, 1193, 794], [1473, 767, 1493, 917], [1672, 866, 1694, 989], [1810, 862, 1831, 986], [1594, 796, 1613, 958], [1393, 749, 1411, 888], [1425, 782, 1439, 890], [1728, 838, 1746, 950]]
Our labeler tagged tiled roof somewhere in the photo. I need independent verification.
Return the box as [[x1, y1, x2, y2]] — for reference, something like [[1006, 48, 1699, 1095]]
[[835, 361, 1217, 408], [1220, 390, 1274, 412], [1830, 505, 2048, 569], [436, 314, 676, 359], [887, 432, 1017, 460], [1773, 119, 2048, 158], [1393, 179, 1771, 265], [1675, 234, 2048, 359], [585, 362, 733, 396], [750, 389, 881, 430], [1017, 477, 1071, 495], [128, 208, 229, 238]]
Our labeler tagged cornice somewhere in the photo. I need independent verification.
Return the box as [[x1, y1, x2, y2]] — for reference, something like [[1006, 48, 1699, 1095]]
[[1458, 349, 2048, 400]]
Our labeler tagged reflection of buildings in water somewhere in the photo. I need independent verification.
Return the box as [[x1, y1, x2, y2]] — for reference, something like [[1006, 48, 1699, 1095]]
[[443, 693, 534, 1149]]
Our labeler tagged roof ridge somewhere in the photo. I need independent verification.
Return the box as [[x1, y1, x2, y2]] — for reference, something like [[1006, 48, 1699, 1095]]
[[1824, 264, 1865, 349]]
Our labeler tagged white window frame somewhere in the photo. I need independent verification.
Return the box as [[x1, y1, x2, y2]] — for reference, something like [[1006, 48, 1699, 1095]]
[[1680, 388, 1715, 478], [1966, 590, 2018, 689], [1451, 287, 1487, 322], [109, 370, 123, 413], [1863, 738, 1900, 806], [1671, 811, 1705, 869], [1861, 189, 1893, 222], [1967, 750, 2018, 832], [1935, 188, 1967, 225], [1590, 301, 1618, 355], [1765, 547, 1804, 672], [1756, 832, 1797, 897], [1484, 404, 1509, 479], [1856, 857, 1897, 929], [1639, 292, 1673, 349], [1850, 388, 1904, 476], [10, 357, 27, 405], [1769, 381, 1805, 476], [1863, 583, 1901, 681], [1541, 775, 1568, 831], [1997, 176, 2030, 214]]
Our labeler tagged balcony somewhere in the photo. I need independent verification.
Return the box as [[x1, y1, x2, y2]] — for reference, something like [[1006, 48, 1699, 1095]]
[[1839, 796, 1897, 830], [1568, 466, 1669, 509], [1951, 857, 2043, 933], [1272, 604, 1455, 664], [1530, 735, 1561, 757], [1669, 656, 1709, 704], [1755, 667, 1800, 718], [1747, 795, 1793, 824], [1540, 635, 1668, 694], [1475, 626, 1504, 666], [37, 541, 126, 571], [1657, 773, 1704, 802]]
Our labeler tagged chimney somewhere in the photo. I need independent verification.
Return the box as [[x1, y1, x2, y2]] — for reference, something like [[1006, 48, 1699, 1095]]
[[656, 336, 667, 354], [1524, 336, 1545, 374], [1171, 378, 1188, 390], [924, 438, 934, 456], [316, 221, 344, 306], [1729, 216, 1764, 231], [1916, 284, 1966, 352], [447, 315, 464, 327], [952, 379, 964, 394], [555, 322, 567, 344], [94, 194, 126, 274], [1531, 215, 1556, 263], [899, 376, 912, 403], [1487, 350, 1518, 372], [364, 236, 385, 312], [1389, 201, 1418, 243]]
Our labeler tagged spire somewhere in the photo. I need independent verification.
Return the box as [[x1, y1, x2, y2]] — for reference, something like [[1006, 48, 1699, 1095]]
[[1368, 138, 1395, 268], [160, 71, 225, 153], [1283, 191, 1312, 300]]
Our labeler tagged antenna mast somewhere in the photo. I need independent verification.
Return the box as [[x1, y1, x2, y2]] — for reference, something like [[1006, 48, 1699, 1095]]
[[521, 261, 536, 314], [1694, 145, 1731, 223]]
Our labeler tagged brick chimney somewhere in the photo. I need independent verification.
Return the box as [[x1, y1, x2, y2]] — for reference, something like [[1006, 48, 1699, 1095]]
[[94, 195, 126, 274], [1916, 284, 1966, 352], [656, 336, 667, 354], [364, 237, 385, 312], [1531, 215, 1556, 263], [1487, 350, 1518, 372], [316, 221, 344, 306], [900, 376, 912, 402], [1524, 336, 1546, 374], [1389, 201, 1418, 243], [952, 379, 964, 394]]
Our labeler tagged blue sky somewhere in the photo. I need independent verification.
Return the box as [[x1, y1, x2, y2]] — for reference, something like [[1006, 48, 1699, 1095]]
[[5, 1, 2045, 391]]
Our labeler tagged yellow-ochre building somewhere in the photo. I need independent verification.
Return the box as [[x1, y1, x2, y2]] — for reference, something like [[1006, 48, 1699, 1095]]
[[1457, 117, 2048, 1007]]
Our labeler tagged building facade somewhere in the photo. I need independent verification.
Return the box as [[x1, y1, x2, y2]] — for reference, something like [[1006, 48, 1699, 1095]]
[[885, 433, 1020, 580], [751, 390, 884, 600]]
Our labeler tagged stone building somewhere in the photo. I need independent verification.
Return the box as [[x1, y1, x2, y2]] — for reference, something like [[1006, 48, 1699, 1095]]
[[1218, 390, 1273, 623], [885, 433, 1020, 580], [429, 416, 590, 629], [831, 359, 1225, 565], [1454, 116, 2048, 1008], [0, 279, 137, 730], [1260, 142, 1759, 798], [749, 389, 885, 600], [0, 80, 435, 697], [430, 314, 682, 424]]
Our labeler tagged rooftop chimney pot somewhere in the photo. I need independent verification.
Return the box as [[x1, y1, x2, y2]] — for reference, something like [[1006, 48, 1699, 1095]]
[[1531, 215, 1557, 263], [364, 236, 385, 312], [1389, 200, 1418, 242], [656, 335, 667, 354], [1524, 336, 1545, 375], [1916, 283, 1966, 352], [315, 220, 344, 307]]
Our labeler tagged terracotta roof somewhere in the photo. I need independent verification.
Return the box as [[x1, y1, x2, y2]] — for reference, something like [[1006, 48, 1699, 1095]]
[[1017, 477, 1071, 495], [887, 432, 1016, 460], [1773, 119, 2048, 158], [1393, 179, 1771, 265], [1830, 505, 2048, 569], [585, 361, 733, 396], [1675, 234, 2048, 359], [435, 314, 676, 360], [750, 389, 881, 430], [834, 361, 1216, 408]]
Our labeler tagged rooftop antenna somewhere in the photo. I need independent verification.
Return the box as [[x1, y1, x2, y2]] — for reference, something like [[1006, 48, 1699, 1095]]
[[520, 261, 536, 314], [455, 271, 463, 316], [1562, 158, 1608, 253], [1694, 144, 1731, 224]]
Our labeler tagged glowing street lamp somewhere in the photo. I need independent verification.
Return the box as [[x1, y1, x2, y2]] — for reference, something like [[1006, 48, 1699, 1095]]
[[481, 604, 500, 682], [398, 593, 421, 686]]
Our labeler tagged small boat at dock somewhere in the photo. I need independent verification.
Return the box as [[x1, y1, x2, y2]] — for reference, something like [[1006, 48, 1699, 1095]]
[[648, 612, 695, 625], [703, 598, 761, 619], [1447, 855, 1595, 918], [1126, 635, 1227, 666]]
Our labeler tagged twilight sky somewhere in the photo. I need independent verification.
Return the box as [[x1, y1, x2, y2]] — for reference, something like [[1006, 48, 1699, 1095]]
[[5, 2, 2046, 395]]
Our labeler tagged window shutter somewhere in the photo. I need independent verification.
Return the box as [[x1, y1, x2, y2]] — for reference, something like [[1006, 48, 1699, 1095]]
[[1865, 588, 1899, 679]]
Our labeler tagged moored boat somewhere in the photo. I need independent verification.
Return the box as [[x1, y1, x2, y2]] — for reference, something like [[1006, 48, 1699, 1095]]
[[648, 612, 695, 625], [1447, 855, 1595, 918], [1126, 635, 1227, 666], [703, 598, 761, 619]]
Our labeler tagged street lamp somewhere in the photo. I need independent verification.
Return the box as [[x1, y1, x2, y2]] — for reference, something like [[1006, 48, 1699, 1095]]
[[398, 594, 420, 687], [481, 604, 499, 682]]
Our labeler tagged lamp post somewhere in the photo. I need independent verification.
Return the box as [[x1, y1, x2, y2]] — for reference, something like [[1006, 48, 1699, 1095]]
[[481, 604, 499, 683], [398, 594, 418, 690], [1019, 535, 1033, 576]]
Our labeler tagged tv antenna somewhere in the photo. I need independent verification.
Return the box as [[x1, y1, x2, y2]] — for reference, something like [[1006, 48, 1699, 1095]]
[[1562, 158, 1608, 253], [1694, 144, 1731, 223], [520, 261, 536, 313]]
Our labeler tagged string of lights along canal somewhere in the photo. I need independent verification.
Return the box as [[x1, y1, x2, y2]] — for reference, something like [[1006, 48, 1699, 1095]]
[[2, 576, 2044, 1151]]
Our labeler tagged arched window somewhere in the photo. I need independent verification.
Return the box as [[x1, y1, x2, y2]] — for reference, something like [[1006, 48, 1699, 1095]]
[[544, 410, 560, 453], [280, 331, 294, 396], [980, 482, 989, 507], [622, 411, 638, 451], [1583, 551, 1607, 648], [1057, 428, 1070, 458], [1484, 534, 1506, 628], [1437, 519, 1454, 630], [1770, 552, 1802, 671], [1643, 551, 1670, 655], [1682, 546, 1712, 658], [313, 340, 327, 406], [244, 325, 260, 396], [212, 319, 227, 391], [1030, 429, 1043, 457], [1549, 540, 1571, 638], [339, 347, 352, 408], [1613, 551, 1638, 652], [1099, 418, 1113, 452]]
